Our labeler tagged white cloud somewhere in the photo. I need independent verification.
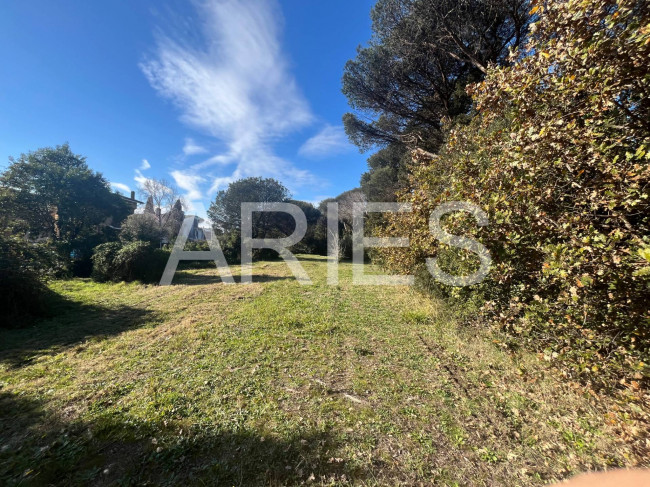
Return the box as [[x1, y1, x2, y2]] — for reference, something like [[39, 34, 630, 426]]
[[298, 125, 352, 158], [192, 153, 236, 171], [133, 161, 152, 191], [183, 138, 208, 156], [111, 182, 131, 194], [208, 175, 236, 194], [171, 170, 205, 201], [134, 169, 149, 187], [140, 0, 319, 197]]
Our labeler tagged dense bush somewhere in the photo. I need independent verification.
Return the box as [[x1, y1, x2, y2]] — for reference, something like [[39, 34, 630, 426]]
[[380, 0, 650, 387], [183, 240, 210, 252], [91, 241, 169, 283], [90, 242, 123, 282], [0, 234, 61, 327]]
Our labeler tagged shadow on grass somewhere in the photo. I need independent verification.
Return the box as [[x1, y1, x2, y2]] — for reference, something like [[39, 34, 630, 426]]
[[290, 255, 328, 262], [0, 391, 366, 486], [0, 291, 154, 369], [172, 271, 296, 285]]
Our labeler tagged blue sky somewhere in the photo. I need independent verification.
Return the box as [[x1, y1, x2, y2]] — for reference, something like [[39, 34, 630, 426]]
[[0, 0, 375, 215]]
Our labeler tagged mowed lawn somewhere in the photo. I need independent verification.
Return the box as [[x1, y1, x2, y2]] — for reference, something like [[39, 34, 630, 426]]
[[0, 256, 642, 486]]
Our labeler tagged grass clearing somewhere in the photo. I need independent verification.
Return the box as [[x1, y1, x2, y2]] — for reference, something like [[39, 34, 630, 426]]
[[0, 256, 644, 485]]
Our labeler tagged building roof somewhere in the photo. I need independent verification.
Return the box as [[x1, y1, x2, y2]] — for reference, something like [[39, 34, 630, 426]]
[[119, 194, 144, 205]]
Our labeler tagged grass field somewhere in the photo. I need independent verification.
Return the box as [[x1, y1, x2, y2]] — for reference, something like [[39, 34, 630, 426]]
[[0, 256, 644, 485]]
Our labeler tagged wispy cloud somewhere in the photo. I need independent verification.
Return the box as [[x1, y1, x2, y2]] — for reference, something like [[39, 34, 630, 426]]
[[208, 175, 236, 194], [298, 125, 352, 158], [111, 182, 131, 194], [183, 138, 208, 156], [134, 169, 149, 187], [171, 170, 205, 201], [140, 0, 319, 201], [133, 160, 152, 190]]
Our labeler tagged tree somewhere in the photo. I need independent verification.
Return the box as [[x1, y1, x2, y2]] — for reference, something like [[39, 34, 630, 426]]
[[207, 178, 332, 261], [144, 196, 155, 214], [314, 189, 367, 260], [208, 177, 290, 235], [343, 0, 532, 199], [0, 144, 131, 272], [140, 178, 178, 218], [167, 198, 185, 239], [137, 178, 183, 247], [360, 143, 410, 201], [119, 213, 161, 246], [0, 231, 57, 326], [285, 200, 325, 255]]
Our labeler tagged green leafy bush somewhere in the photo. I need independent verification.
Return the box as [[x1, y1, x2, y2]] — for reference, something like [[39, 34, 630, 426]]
[[0, 234, 61, 327], [90, 242, 123, 282], [380, 0, 650, 388], [182, 240, 210, 252], [91, 241, 169, 283]]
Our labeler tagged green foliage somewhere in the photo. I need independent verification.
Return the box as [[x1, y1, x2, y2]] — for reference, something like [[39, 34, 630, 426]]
[[286, 200, 325, 255], [313, 189, 367, 260], [343, 0, 532, 200], [0, 233, 61, 327], [0, 143, 130, 244], [207, 178, 327, 260], [113, 241, 167, 282], [208, 177, 290, 234], [217, 230, 243, 264], [0, 144, 131, 274], [183, 240, 210, 251], [380, 0, 650, 388], [90, 242, 123, 282], [92, 241, 169, 283], [360, 144, 409, 202]]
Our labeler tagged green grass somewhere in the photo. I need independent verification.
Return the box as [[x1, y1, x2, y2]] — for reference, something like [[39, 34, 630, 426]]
[[0, 256, 643, 485]]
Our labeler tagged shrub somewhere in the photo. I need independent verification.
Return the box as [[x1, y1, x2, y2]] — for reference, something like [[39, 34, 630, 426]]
[[90, 242, 123, 282], [217, 231, 242, 265], [0, 234, 60, 327], [379, 0, 650, 388], [175, 240, 217, 269], [114, 241, 169, 282], [91, 241, 169, 283], [183, 240, 210, 252]]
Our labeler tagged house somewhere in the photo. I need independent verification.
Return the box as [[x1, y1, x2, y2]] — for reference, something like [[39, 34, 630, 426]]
[[157, 214, 207, 244], [105, 191, 143, 230], [119, 191, 144, 212], [185, 215, 207, 241]]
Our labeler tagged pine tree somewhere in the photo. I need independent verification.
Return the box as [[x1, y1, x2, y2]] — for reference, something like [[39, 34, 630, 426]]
[[167, 199, 184, 240], [144, 196, 155, 214]]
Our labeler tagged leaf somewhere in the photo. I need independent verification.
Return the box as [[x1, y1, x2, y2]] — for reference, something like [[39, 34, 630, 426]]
[[638, 247, 650, 262], [633, 267, 650, 277]]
